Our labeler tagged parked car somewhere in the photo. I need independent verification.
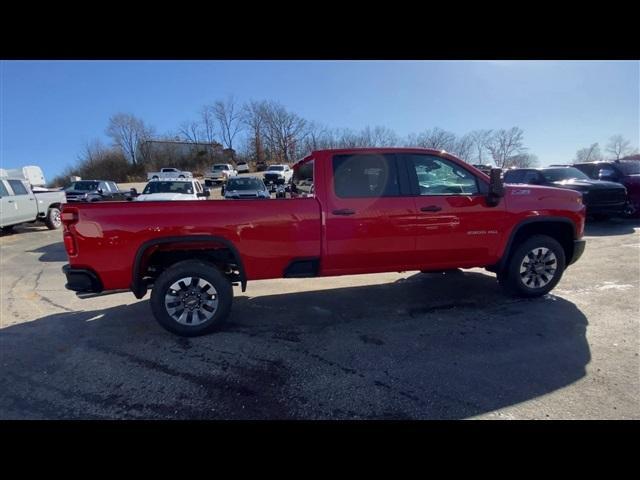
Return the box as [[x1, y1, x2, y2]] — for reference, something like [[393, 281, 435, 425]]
[[573, 160, 640, 217], [205, 164, 237, 186], [135, 179, 210, 201], [503, 166, 627, 219], [256, 161, 268, 172], [61, 148, 586, 337], [1, 177, 66, 231], [263, 164, 293, 191], [235, 161, 250, 174], [147, 168, 193, 181], [222, 176, 270, 199], [64, 180, 131, 203]]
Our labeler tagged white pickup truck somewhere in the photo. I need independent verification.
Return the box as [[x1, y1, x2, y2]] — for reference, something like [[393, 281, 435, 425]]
[[147, 168, 193, 181], [1, 177, 66, 232], [204, 164, 238, 186]]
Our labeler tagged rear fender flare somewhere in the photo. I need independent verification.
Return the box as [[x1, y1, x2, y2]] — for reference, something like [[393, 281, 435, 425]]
[[131, 235, 247, 299]]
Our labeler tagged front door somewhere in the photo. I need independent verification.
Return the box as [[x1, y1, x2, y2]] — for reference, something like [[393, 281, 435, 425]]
[[401, 153, 507, 269], [322, 152, 416, 275]]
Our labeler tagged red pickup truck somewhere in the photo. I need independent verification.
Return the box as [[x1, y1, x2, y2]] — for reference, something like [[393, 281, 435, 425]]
[[61, 148, 586, 336]]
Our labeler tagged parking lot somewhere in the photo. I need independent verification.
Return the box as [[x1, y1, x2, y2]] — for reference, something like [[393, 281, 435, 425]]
[[0, 216, 638, 419]]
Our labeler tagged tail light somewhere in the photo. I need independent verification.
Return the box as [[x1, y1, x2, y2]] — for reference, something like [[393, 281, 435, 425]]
[[63, 232, 77, 256], [61, 207, 79, 225]]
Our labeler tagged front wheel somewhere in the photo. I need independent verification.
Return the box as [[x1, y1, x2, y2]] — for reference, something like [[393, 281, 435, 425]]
[[498, 235, 566, 297], [44, 207, 62, 230], [150, 260, 233, 336]]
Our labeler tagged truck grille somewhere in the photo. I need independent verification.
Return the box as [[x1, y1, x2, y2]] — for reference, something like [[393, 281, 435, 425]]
[[264, 173, 283, 183], [585, 189, 626, 206]]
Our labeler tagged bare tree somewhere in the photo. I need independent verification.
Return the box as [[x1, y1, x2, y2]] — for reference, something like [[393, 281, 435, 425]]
[[574, 143, 603, 163], [105, 113, 154, 165], [451, 133, 475, 163], [213, 96, 244, 159], [200, 106, 217, 145], [606, 135, 632, 160], [506, 153, 539, 168], [416, 127, 457, 151], [261, 101, 308, 162], [470, 129, 493, 165], [178, 121, 202, 144], [242, 100, 269, 164], [485, 127, 526, 168]]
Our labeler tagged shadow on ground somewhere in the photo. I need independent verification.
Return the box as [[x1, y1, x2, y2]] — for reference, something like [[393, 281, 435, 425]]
[[584, 217, 640, 237], [0, 271, 590, 420], [27, 241, 68, 262]]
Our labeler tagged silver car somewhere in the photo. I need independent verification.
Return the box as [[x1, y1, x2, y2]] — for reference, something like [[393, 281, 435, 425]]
[[223, 177, 270, 199]]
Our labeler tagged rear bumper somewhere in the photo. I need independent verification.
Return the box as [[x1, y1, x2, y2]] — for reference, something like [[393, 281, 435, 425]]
[[62, 264, 103, 293], [568, 239, 586, 266]]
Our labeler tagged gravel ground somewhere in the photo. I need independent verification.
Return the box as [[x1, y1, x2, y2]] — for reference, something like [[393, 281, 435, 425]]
[[0, 217, 638, 419]]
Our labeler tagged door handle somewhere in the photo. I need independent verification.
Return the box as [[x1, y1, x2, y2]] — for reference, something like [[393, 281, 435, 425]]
[[7, 200, 14, 203], [420, 205, 442, 212], [332, 208, 356, 216]]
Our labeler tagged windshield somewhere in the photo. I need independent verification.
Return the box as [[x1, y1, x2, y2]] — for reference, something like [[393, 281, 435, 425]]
[[541, 167, 590, 182], [143, 181, 194, 195], [213, 165, 228, 171], [267, 166, 285, 171], [226, 178, 264, 191], [617, 162, 640, 175], [67, 181, 99, 191]]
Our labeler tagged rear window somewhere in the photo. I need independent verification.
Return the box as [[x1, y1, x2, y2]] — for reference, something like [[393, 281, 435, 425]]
[[292, 160, 314, 197], [143, 181, 194, 194], [332, 154, 400, 198]]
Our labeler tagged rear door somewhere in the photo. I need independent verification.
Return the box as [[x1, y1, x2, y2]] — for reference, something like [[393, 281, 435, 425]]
[[6, 179, 37, 223], [322, 152, 416, 274], [401, 153, 507, 268]]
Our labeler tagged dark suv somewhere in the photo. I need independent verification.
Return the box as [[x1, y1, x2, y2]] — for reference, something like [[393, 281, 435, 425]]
[[573, 161, 640, 217], [504, 166, 627, 219], [65, 180, 130, 202]]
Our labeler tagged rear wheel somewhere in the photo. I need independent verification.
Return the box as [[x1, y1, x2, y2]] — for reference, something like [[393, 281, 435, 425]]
[[44, 207, 62, 230], [150, 260, 233, 336], [499, 235, 566, 297]]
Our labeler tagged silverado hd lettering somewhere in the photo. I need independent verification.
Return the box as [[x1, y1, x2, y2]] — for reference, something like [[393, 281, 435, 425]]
[[61, 148, 586, 337]]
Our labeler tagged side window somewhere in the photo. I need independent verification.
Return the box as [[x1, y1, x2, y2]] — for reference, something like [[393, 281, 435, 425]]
[[292, 160, 314, 197], [504, 170, 524, 184], [333, 154, 400, 198], [522, 171, 543, 184], [576, 164, 596, 179], [99, 182, 108, 192], [195, 181, 202, 193], [108, 182, 118, 192], [7, 180, 28, 195], [405, 155, 479, 195], [0, 181, 10, 197]]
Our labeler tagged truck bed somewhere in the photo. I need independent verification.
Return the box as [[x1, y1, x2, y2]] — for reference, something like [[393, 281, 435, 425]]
[[64, 198, 322, 290]]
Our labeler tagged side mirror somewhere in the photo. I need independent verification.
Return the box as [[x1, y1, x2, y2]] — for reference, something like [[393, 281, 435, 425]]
[[598, 169, 617, 181], [97, 188, 103, 195], [197, 189, 211, 198], [129, 188, 138, 196], [487, 168, 504, 207], [220, 185, 226, 196]]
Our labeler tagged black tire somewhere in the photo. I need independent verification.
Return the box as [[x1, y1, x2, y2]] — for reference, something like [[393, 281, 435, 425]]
[[498, 234, 566, 297], [179, 175, 185, 178], [1, 225, 15, 234], [44, 207, 62, 230], [150, 260, 233, 337]]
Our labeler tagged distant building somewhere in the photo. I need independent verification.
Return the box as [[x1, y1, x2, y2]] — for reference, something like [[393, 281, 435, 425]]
[[138, 140, 225, 162]]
